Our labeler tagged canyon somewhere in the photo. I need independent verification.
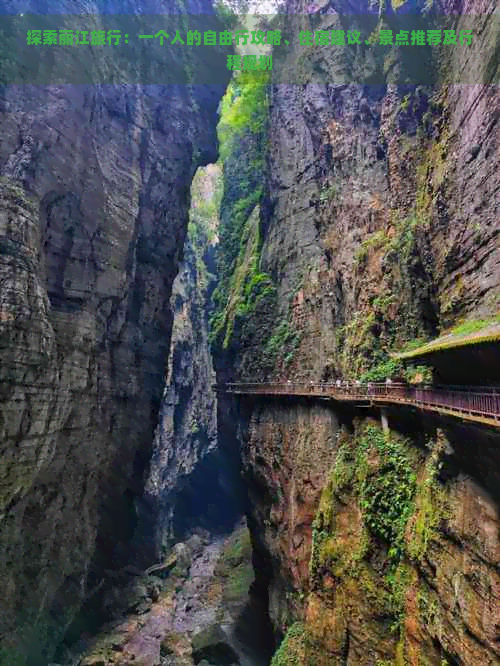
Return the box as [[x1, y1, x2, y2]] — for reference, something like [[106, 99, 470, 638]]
[[0, 0, 499, 665]]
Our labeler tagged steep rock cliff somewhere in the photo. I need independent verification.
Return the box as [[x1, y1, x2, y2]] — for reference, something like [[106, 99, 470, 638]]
[[214, 1, 500, 664], [0, 3, 229, 662], [146, 165, 221, 551]]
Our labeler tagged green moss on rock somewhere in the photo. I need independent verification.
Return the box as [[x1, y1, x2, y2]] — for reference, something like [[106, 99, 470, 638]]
[[213, 525, 254, 605], [270, 622, 327, 666]]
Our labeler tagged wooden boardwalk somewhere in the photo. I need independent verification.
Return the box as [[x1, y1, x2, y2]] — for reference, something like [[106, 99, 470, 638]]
[[214, 382, 500, 429]]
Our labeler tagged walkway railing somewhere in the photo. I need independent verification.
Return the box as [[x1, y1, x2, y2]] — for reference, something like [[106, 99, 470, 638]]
[[214, 382, 500, 427]]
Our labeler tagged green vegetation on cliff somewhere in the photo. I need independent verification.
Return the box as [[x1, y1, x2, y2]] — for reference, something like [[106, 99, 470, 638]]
[[188, 164, 222, 294], [305, 422, 451, 661], [270, 622, 326, 666], [212, 524, 254, 606], [337, 90, 451, 381], [210, 70, 271, 349], [209, 68, 295, 376], [358, 426, 416, 559], [345, 208, 436, 380], [310, 423, 417, 584], [217, 70, 270, 163]]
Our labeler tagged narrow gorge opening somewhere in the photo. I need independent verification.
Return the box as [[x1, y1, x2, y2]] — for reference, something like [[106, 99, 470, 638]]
[[1, 1, 500, 666], [53, 157, 277, 666], [138, 159, 277, 666]]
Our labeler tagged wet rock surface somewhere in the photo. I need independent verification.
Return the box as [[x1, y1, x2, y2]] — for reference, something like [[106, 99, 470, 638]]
[[146, 167, 222, 551], [78, 522, 265, 666], [0, 2, 229, 659], [213, 0, 500, 663]]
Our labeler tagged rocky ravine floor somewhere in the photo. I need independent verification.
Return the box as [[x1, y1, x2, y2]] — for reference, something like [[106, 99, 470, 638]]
[[77, 520, 260, 666]]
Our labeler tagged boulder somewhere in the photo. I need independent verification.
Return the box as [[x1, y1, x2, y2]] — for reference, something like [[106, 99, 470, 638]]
[[148, 580, 162, 602], [173, 543, 192, 578], [136, 598, 153, 615], [185, 534, 204, 559], [190, 623, 240, 665], [160, 631, 194, 665]]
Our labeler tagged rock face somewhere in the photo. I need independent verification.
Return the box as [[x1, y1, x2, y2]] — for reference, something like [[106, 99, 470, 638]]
[[244, 411, 500, 665], [213, 0, 500, 663], [78, 521, 265, 666], [0, 2, 229, 661], [145, 161, 247, 559], [242, 402, 340, 632], [146, 165, 220, 553]]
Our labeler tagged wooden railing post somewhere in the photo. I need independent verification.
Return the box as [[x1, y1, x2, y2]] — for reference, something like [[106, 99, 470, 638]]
[[381, 408, 389, 436]]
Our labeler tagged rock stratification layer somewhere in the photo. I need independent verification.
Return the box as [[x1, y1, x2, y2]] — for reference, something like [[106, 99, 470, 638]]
[[0, 8, 228, 660], [213, 1, 500, 664], [146, 165, 221, 551]]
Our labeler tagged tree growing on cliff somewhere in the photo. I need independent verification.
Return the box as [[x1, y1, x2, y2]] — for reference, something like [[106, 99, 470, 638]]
[[218, 69, 270, 162]]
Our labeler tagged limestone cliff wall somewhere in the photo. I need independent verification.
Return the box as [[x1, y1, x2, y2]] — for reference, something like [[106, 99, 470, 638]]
[[0, 3, 229, 661], [220, 1, 500, 383], [215, 0, 500, 663], [243, 404, 500, 665], [146, 165, 222, 552]]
